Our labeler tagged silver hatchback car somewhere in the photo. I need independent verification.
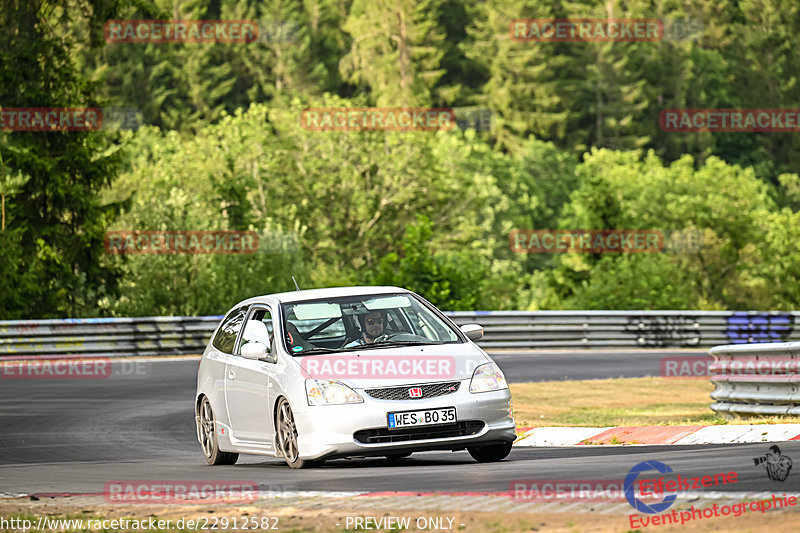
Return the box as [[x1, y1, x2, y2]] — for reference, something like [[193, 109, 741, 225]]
[[195, 286, 515, 468]]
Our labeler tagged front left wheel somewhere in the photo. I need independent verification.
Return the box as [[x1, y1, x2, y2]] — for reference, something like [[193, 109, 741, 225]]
[[199, 396, 238, 466], [276, 398, 323, 469], [384, 452, 412, 461], [467, 442, 513, 463]]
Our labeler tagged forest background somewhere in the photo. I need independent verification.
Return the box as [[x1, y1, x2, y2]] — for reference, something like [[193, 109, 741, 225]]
[[2, 0, 800, 318]]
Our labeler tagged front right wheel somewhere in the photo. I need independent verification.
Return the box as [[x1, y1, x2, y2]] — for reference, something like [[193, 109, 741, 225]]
[[276, 398, 323, 469], [467, 442, 513, 463]]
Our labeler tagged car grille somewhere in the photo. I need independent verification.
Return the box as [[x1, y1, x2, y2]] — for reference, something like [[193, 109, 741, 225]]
[[364, 381, 461, 401], [354, 421, 484, 444]]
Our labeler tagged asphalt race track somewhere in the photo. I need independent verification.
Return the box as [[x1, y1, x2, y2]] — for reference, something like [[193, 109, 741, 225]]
[[0, 355, 791, 498]]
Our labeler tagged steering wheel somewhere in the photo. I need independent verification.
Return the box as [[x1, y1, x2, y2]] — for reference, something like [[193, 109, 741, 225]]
[[339, 336, 358, 349], [373, 333, 398, 343]]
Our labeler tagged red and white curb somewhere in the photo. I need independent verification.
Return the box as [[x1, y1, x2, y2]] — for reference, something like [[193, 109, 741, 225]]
[[514, 424, 800, 446]]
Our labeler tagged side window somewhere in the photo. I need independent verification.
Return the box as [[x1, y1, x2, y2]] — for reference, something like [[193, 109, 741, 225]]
[[407, 307, 449, 341], [212, 306, 248, 353], [239, 308, 275, 354]]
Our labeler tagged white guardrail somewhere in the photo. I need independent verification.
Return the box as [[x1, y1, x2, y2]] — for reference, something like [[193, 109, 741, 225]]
[[709, 342, 800, 417], [0, 311, 797, 356]]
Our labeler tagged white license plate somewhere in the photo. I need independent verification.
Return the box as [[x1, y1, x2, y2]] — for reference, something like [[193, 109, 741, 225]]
[[387, 407, 457, 429]]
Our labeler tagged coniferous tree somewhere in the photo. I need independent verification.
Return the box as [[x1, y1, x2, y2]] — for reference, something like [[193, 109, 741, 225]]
[[340, 0, 447, 105], [0, 0, 127, 318]]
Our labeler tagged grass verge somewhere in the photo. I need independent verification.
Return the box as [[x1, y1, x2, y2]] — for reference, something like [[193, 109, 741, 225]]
[[510, 376, 798, 427]]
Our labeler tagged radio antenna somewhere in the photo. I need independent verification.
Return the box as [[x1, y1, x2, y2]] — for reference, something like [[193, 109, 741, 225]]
[[291, 276, 300, 291]]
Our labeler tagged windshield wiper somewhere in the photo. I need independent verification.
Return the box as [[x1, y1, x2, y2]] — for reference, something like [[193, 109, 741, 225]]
[[356, 340, 440, 350], [292, 347, 339, 355], [298, 340, 444, 355]]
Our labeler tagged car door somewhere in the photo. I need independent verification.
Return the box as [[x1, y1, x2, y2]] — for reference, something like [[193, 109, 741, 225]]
[[208, 304, 248, 429], [224, 304, 277, 447]]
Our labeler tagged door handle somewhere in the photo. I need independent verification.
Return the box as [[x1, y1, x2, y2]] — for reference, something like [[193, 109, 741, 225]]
[[228, 369, 236, 380]]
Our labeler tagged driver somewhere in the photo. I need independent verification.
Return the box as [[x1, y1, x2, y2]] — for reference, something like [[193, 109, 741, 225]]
[[345, 311, 385, 347]]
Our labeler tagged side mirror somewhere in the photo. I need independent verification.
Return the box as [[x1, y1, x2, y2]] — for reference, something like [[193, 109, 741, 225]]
[[241, 342, 268, 360], [460, 324, 484, 341]]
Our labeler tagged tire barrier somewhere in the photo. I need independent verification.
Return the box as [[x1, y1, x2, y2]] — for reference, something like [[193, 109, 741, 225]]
[[2, 311, 797, 357], [709, 341, 800, 417]]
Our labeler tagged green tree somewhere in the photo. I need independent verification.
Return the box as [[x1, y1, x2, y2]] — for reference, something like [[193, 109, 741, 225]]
[[340, 0, 447, 105], [102, 100, 528, 311], [0, 0, 126, 318], [373, 214, 491, 310], [540, 149, 783, 310], [100, 120, 310, 316]]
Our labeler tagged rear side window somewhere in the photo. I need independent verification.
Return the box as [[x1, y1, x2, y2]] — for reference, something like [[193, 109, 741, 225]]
[[212, 306, 248, 353]]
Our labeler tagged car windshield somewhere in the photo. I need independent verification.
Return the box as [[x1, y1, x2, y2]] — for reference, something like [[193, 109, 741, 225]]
[[280, 293, 461, 355]]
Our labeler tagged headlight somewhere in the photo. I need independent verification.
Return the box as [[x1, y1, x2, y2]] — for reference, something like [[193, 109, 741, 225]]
[[305, 379, 364, 405], [469, 362, 508, 393]]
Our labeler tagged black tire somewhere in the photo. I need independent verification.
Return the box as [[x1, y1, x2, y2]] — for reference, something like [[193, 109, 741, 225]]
[[467, 442, 513, 463], [276, 398, 323, 469], [199, 396, 238, 466], [384, 452, 412, 461]]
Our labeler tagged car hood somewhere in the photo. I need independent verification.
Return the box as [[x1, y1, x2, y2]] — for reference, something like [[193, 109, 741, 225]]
[[294, 342, 491, 389]]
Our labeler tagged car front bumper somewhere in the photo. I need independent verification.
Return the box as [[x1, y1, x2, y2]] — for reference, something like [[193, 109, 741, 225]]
[[292, 381, 515, 460]]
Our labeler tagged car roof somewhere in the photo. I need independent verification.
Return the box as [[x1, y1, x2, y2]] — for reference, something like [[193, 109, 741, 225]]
[[232, 286, 411, 308]]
